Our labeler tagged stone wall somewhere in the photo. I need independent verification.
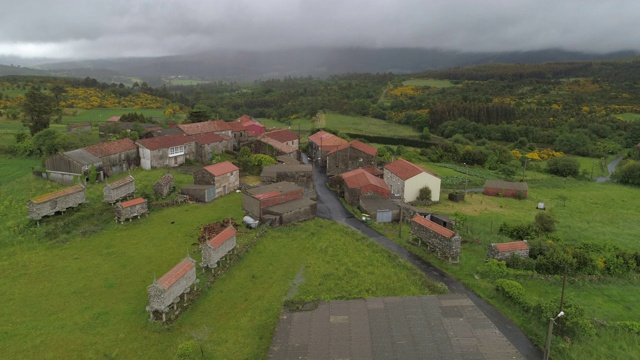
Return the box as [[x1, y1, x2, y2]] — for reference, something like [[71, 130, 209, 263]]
[[213, 170, 239, 198], [326, 148, 376, 177], [384, 170, 405, 199], [193, 169, 215, 185], [154, 173, 174, 198], [242, 194, 262, 219], [100, 150, 140, 176], [411, 220, 461, 262], [103, 178, 135, 203], [263, 201, 317, 226], [201, 235, 237, 268]]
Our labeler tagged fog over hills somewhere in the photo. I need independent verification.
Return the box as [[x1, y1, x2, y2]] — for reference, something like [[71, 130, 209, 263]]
[[1, 47, 637, 83]]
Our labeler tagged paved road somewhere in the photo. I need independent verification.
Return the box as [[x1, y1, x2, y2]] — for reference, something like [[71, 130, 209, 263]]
[[596, 155, 623, 183], [310, 159, 543, 360]]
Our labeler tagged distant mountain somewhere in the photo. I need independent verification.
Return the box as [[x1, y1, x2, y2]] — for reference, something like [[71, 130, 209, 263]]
[[3, 48, 638, 82], [0, 64, 50, 77]]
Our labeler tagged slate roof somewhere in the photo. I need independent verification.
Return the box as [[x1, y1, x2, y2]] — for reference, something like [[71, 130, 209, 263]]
[[84, 138, 137, 157], [265, 129, 298, 143], [208, 226, 236, 249], [384, 158, 438, 180], [177, 120, 231, 135], [246, 181, 300, 197], [259, 136, 296, 154], [327, 140, 378, 157], [308, 131, 348, 148], [261, 164, 312, 178], [120, 197, 146, 208], [137, 133, 194, 150], [341, 168, 390, 197], [203, 161, 239, 176], [484, 180, 528, 191], [156, 258, 195, 290], [31, 185, 84, 204], [412, 214, 456, 239], [192, 132, 227, 144], [494, 241, 529, 252], [106, 175, 134, 189], [62, 149, 102, 166]]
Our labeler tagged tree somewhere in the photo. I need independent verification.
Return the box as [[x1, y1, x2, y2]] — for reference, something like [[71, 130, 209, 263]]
[[611, 160, 640, 186], [535, 212, 557, 234], [547, 157, 580, 177], [21, 87, 55, 135], [186, 104, 212, 123], [417, 186, 432, 202]]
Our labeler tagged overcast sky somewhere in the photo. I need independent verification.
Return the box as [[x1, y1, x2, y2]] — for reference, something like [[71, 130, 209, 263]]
[[1, 0, 639, 59]]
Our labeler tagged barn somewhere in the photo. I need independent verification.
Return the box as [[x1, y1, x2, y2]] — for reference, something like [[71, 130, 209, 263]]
[[83, 138, 139, 176], [483, 180, 528, 199], [325, 140, 378, 177]]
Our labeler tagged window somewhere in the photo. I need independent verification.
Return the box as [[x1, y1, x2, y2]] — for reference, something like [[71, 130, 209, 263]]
[[169, 145, 184, 157]]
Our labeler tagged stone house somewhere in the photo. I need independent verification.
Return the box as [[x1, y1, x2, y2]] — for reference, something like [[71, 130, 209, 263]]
[[236, 115, 265, 137], [114, 197, 148, 223], [66, 122, 91, 133], [227, 121, 248, 149], [146, 255, 198, 322], [28, 185, 86, 221], [307, 130, 348, 166], [201, 226, 237, 269], [261, 164, 315, 198], [325, 140, 378, 177], [242, 181, 315, 226], [411, 214, 461, 263], [384, 158, 441, 202], [192, 133, 233, 164], [103, 175, 135, 203], [483, 180, 528, 199], [264, 129, 299, 150], [250, 136, 297, 159], [177, 120, 233, 138], [193, 161, 240, 198], [487, 241, 529, 261], [83, 138, 140, 177], [340, 168, 390, 205], [136, 134, 196, 170], [45, 149, 102, 185], [154, 173, 175, 198]]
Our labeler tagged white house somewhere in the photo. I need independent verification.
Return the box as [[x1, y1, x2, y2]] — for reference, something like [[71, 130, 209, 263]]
[[384, 158, 441, 202]]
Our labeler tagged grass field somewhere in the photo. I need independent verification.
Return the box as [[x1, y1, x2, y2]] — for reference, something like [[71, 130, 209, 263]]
[[614, 112, 640, 121], [0, 156, 437, 359], [402, 79, 456, 88], [325, 113, 420, 138], [62, 108, 172, 124], [259, 117, 316, 133]]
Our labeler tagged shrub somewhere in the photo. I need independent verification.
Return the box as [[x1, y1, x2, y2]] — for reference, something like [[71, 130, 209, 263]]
[[547, 157, 580, 177], [534, 212, 556, 233], [478, 259, 509, 279], [535, 246, 577, 274], [498, 222, 537, 240], [505, 253, 536, 271], [417, 186, 432, 202], [495, 279, 526, 305], [609, 321, 640, 335]]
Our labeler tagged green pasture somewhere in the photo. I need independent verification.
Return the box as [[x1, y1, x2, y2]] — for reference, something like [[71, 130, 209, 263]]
[[402, 79, 456, 88], [325, 113, 420, 138], [0, 157, 436, 359], [258, 117, 316, 134], [571, 155, 609, 178], [62, 108, 171, 124], [615, 112, 640, 122]]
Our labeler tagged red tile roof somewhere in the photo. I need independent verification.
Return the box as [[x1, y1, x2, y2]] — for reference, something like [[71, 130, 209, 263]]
[[341, 168, 390, 197], [208, 226, 236, 249], [237, 115, 262, 126], [384, 158, 438, 181], [412, 215, 456, 239], [84, 138, 137, 157], [31, 185, 84, 204], [106, 175, 134, 189], [137, 133, 194, 150], [203, 161, 239, 176], [361, 165, 382, 176], [494, 241, 529, 252], [259, 136, 296, 154], [227, 121, 246, 132], [157, 258, 195, 290], [308, 131, 348, 148], [120, 197, 146, 208], [192, 132, 226, 144], [177, 120, 231, 135], [265, 129, 298, 143], [254, 191, 281, 200], [327, 140, 378, 157]]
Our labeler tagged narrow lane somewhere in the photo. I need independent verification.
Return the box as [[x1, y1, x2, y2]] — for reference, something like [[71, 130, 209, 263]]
[[310, 159, 543, 360]]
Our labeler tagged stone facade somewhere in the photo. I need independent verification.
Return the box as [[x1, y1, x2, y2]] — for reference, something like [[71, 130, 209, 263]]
[[146, 256, 198, 321], [154, 173, 175, 198], [193, 162, 240, 198], [411, 215, 461, 263], [242, 182, 303, 219], [488, 241, 529, 261], [180, 184, 216, 203], [261, 198, 317, 226], [201, 226, 237, 269], [384, 171, 405, 199], [114, 197, 148, 223], [103, 175, 135, 203], [28, 185, 86, 221], [326, 144, 377, 177]]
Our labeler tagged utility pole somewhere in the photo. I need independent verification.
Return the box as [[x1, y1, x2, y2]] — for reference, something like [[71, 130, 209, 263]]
[[398, 203, 403, 239]]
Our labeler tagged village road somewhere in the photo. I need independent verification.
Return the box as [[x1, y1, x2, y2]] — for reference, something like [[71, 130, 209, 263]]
[[310, 160, 542, 360], [596, 155, 623, 183]]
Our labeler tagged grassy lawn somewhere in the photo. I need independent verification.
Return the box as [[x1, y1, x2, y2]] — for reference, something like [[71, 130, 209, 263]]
[[0, 156, 437, 359], [325, 113, 420, 138], [571, 155, 609, 178], [402, 79, 456, 88], [614, 112, 640, 121]]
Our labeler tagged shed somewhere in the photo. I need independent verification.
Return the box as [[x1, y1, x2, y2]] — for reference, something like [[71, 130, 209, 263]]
[[45, 149, 102, 184], [488, 241, 529, 261], [411, 214, 461, 263], [181, 184, 216, 203], [359, 197, 399, 223], [201, 226, 237, 269], [193, 161, 239, 198], [261, 198, 317, 226], [103, 175, 135, 203], [28, 185, 86, 221], [114, 197, 148, 223], [146, 256, 198, 321], [483, 180, 528, 199], [154, 173, 175, 198]]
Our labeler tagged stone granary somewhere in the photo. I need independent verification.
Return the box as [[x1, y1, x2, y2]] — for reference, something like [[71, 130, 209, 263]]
[[28, 185, 86, 222], [154, 173, 175, 198], [411, 214, 461, 263], [325, 140, 378, 177], [339, 168, 391, 205], [384, 158, 441, 202], [103, 175, 135, 203], [193, 161, 240, 198], [483, 180, 528, 199], [136, 134, 196, 170], [307, 131, 348, 166], [243, 181, 316, 226], [488, 241, 529, 261], [146, 255, 198, 322], [114, 197, 148, 223], [201, 226, 237, 270]]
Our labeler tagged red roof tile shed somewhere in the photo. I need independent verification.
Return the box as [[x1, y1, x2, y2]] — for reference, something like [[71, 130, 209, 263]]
[[411, 215, 456, 239], [494, 241, 529, 252], [120, 197, 146, 208], [341, 168, 390, 197]]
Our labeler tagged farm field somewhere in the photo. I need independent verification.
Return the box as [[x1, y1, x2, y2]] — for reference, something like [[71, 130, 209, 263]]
[[402, 78, 457, 88], [325, 113, 420, 138], [614, 112, 640, 121], [258, 117, 315, 133], [0, 156, 436, 359], [61, 108, 173, 124]]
